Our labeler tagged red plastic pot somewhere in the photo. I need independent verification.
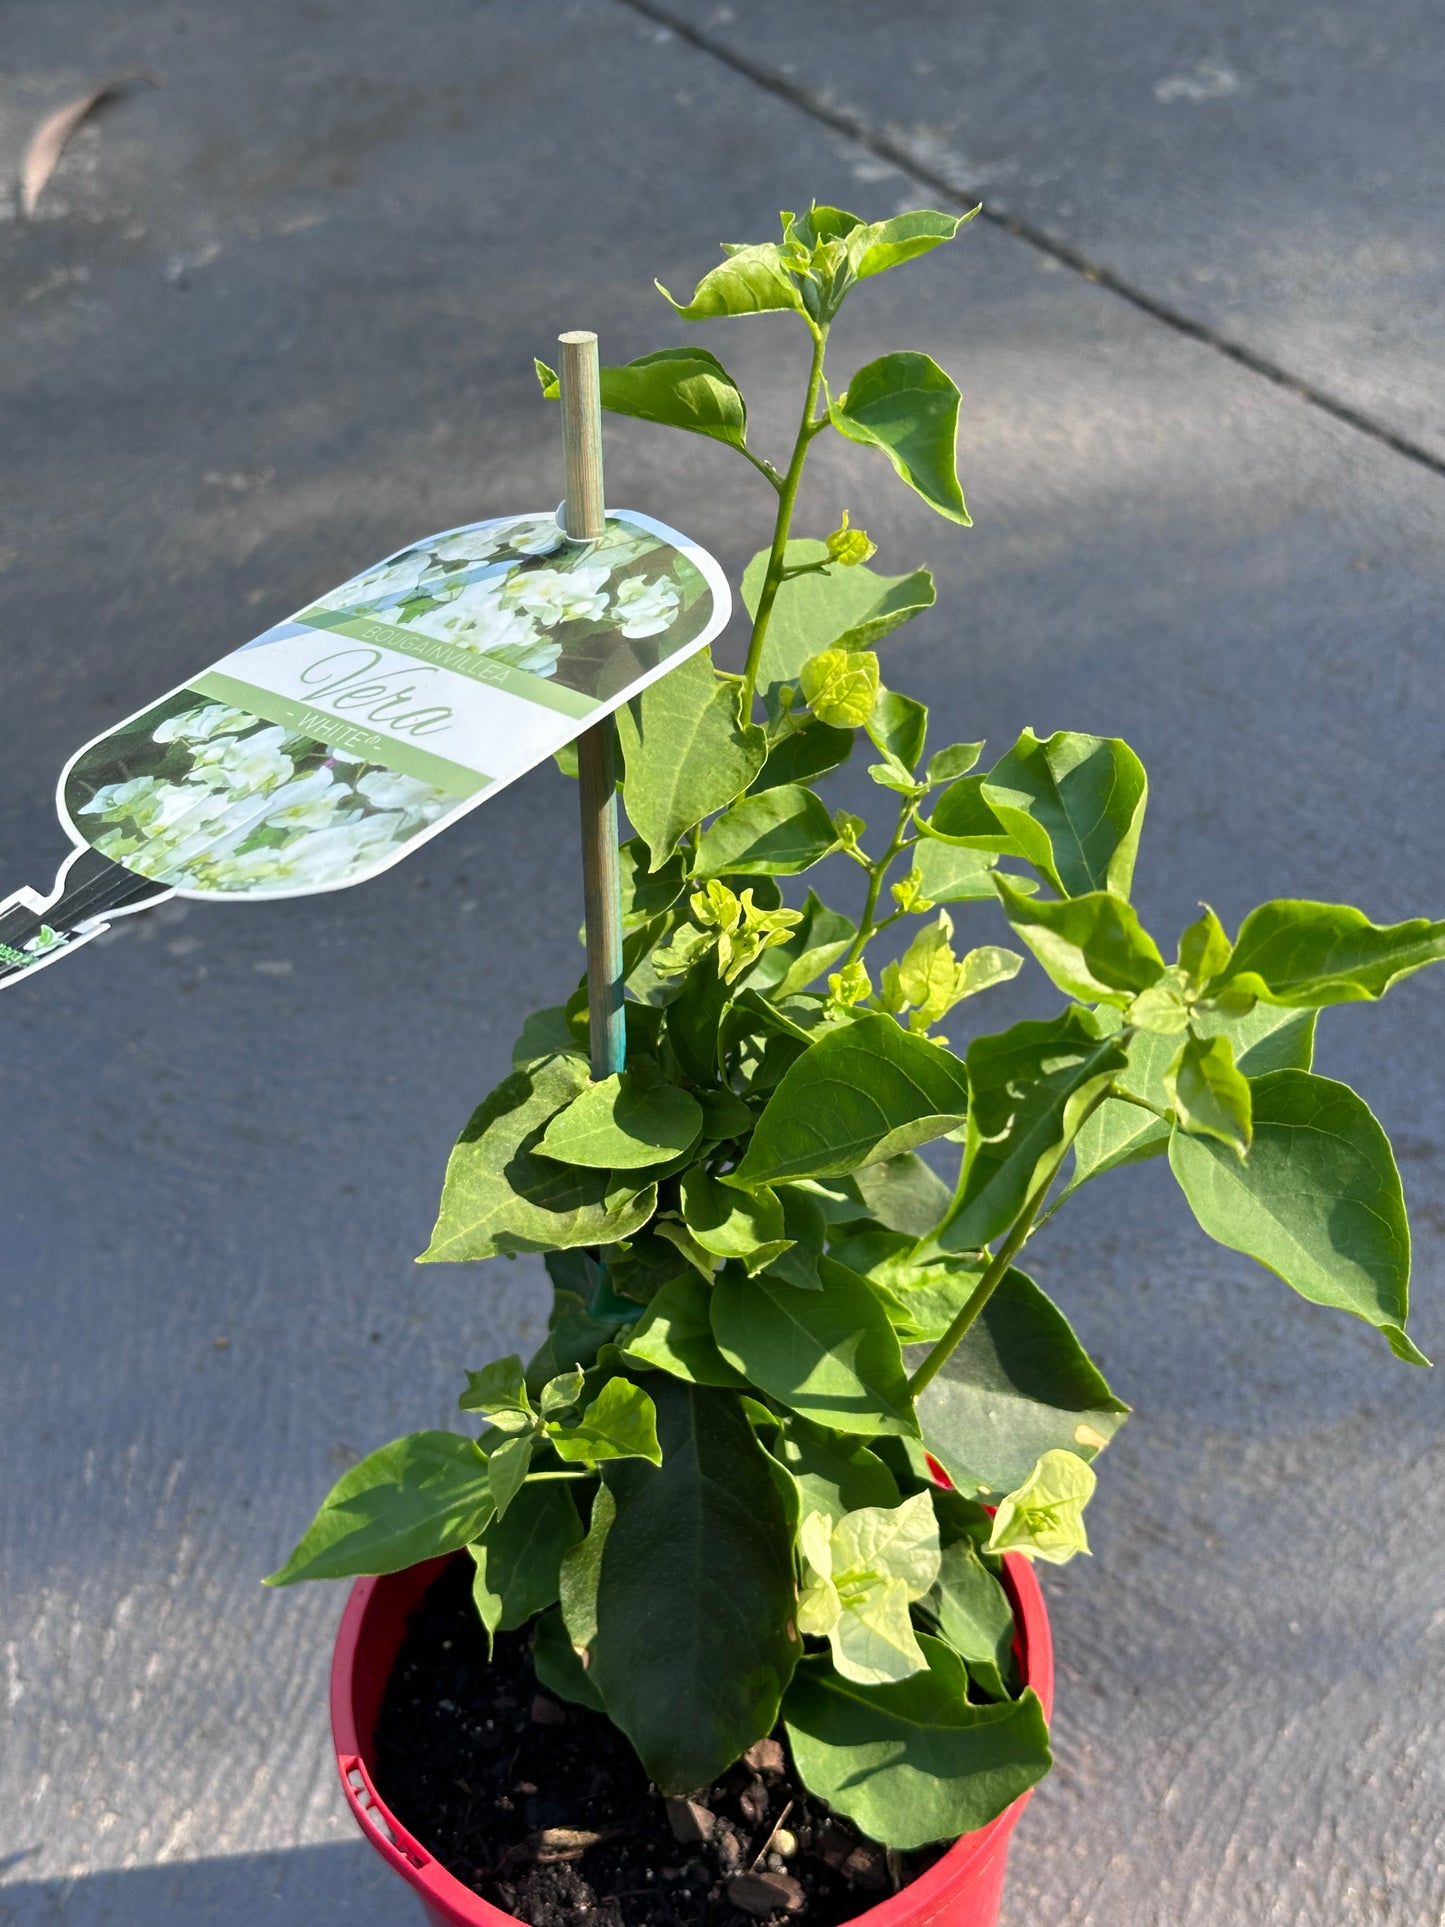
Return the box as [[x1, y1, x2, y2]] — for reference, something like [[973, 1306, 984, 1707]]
[[331, 1552, 1053, 1927]]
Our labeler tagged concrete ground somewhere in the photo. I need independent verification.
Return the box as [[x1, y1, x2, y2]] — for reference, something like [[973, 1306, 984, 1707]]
[[1, 3, 1441, 1922]]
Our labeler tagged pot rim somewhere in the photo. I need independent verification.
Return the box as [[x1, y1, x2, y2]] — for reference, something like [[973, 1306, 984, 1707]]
[[331, 1549, 1054, 1927]]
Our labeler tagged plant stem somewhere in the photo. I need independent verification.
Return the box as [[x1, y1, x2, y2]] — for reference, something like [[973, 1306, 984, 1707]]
[[842, 794, 916, 966], [737, 444, 783, 491], [739, 326, 829, 715], [907, 1084, 1115, 1398], [525, 1468, 590, 1482]]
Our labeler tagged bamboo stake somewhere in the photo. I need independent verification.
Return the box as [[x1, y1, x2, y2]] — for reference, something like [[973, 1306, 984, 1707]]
[[558, 330, 626, 1083]]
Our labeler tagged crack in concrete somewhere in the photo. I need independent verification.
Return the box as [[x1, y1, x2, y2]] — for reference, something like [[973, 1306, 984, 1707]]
[[618, 0, 1445, 484]]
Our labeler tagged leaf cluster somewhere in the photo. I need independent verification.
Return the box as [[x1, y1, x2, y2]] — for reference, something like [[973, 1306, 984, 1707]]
[[272, 206, 1443, 1853]]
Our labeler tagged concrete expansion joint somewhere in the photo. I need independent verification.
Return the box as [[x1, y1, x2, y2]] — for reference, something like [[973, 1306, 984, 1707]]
[[614, 0, 1445, 487]]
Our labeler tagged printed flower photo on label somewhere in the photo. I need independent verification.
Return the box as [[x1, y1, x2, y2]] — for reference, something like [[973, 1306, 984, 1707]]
[[64, 694, 452, 898], [300, 515, 709, 705]]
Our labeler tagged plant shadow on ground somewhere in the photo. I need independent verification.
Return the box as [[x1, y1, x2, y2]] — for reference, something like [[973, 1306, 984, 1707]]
[[0, 1842, 402, 1926]]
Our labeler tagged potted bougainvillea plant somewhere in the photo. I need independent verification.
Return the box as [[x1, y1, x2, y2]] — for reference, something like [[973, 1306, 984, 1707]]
[[269, 206, 1443, 1927]]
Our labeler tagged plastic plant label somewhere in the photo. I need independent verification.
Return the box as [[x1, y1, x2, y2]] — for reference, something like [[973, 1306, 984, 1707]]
[[0, 509, 729, 987]]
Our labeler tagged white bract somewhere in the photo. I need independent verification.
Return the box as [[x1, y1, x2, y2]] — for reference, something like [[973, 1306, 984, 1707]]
[[355, 769, 447, 828], [192, 725, 296, 795], [506, 518, 564, 557], [797, 1491, 941, 1685], [504, 562, 611, 629], [484, 637, 564, 677], [320, 549, 436, 609], [263, 769, 362, 834], [422, 579, 539, 655], [153, 702, 254, 745], [986, 1449, 1096, 1565], [80, 775, 163, 820], [194, 810, 413, 893], [614, 574, 681, 638]]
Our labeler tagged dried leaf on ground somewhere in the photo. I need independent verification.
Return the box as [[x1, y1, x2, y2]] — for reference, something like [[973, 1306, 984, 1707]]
[[21, 70, 160, 218]]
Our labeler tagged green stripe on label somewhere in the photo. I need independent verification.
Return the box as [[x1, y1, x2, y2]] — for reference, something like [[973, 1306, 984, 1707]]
[[193, 671, 491, 799], [299, 609, 598, 720]]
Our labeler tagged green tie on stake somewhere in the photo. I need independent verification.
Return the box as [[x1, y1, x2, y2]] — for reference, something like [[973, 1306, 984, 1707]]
[[0, 337, 730, 1014]]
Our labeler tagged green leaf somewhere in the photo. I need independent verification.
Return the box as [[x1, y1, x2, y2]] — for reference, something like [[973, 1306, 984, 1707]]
[[734, 1013, 971, 1185], [920, 775, 1015, 852], [752, 719, 854, 792], [746, 889, 856, 997], [1164, 1032, 1252, 1158], [652, 1216, 720, 1281], [986, 1449, 1095, 1565], [829, 352, 970, 525], [994, 878, 1165, 1005], [784, 1639, 1051, 1850], [980, 729, 1148, 899], [776, 205, 974, 306], [606, 1231, 691, 1307], [469, 1541, 504, 1651], [919, 1509, 1016, 1700], [742, 540, 935, 713], [658, 242, 807, 320], [511, 1005, 579, 1070], [925, 742, 984, 787], [1204, 1001, 1319, 1075], [1065, 1100, 1170, 1197], [664, 953, 731, 1087], [537, 347, 749, 449], [616, 648, 766, 870], [487, 1431, 534, 1518], [532, 1604, 604, 1711], [1123, 978, 1191, 1034], [421, 1055, 657, 1261], [698, 1087, 756, 1140], [912, 1267, 1130, 1498], [681, 1167, 791, 1273], [827, 1229, 982, 1343], [538, 1067, 703, 1170], [773, 1416, 902, 1522], [849, 207, 977, 279], [867, 689, 929, 772], [525, 1281, 618, 1394], [618, 836, 688, 926], [1176, 904, 1233, 990], [1065, 1003, 1316, 1199], [1207, 901, 1445, 1008], [458, 1354, 532, 1428], [694, 784, 838, 877], [591, 1381, 801, 1791], [901, 842, 995, 909], [469, 1482, 582, 1634], [1169, 1069, 1426, 1364], [266, 1432, 494, 1585], [869, 763, 923, 798], [540, 1368, 586, 1417], [558, 1480, 615, 1659], [852, 1151, 952, 1237], [550, 1377, 664, 1465], [766, 1184, 829, 1290], [800, 648, 881, 728], [932, 1010, 1128, 1254], [622, 1273, 750, 1387], [710, 1256, 919, 1437]]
